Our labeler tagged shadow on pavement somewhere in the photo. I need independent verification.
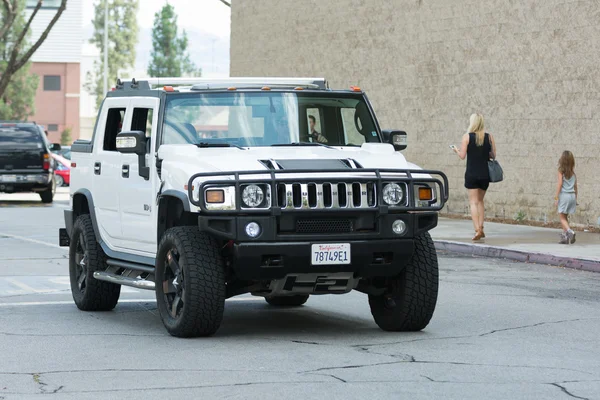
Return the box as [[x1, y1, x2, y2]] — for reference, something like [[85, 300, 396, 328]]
[[95, 299, 420, 340]]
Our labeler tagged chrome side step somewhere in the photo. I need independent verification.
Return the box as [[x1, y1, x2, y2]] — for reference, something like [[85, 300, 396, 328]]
[[93, 271, 155, 290]]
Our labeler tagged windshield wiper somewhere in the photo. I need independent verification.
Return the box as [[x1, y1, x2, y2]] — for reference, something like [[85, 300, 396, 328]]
[[271, 142, 334, 149], [195, 142, 246, 150]]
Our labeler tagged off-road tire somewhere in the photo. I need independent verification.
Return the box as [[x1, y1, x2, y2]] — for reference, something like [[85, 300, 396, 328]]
[[155, 227, 226, 338], [265, 295, 309, 307], [39, 179, 55, 203], [368, 233, 438, 331], [69, 214, 121, 311]]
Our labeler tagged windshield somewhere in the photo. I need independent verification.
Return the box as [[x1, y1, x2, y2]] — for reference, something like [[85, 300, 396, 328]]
[[161, 91, 380, 147]]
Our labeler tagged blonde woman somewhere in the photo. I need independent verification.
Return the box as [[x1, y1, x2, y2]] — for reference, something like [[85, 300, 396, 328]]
[[452, 113, 497, 241]]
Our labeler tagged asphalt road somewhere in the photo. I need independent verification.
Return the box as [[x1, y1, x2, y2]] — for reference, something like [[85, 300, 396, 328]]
[[0, 189, 599, 400]]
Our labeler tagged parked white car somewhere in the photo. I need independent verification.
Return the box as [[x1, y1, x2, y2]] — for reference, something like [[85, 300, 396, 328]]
[[59, 77, 449, 337]]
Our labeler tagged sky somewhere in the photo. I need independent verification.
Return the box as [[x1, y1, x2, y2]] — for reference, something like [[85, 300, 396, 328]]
[[82, 0, 232, 77]]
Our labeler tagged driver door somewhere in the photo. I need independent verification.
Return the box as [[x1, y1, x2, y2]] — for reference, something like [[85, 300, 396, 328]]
[[119, 97, 160, 255]]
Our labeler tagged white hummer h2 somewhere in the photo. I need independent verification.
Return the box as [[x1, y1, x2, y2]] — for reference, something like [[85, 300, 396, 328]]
[[59, 77, 448, 337]]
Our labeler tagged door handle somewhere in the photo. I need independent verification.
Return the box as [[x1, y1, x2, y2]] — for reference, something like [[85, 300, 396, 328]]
[[94, 162, 101, 175], [122, 164, 129, 178]]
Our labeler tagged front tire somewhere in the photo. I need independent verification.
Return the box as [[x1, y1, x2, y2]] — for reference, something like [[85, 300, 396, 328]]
[[368, 233, 439, 331], [69, 214, 121, 311], [265, 295, 309, 307], [155, 227, 226, 338]]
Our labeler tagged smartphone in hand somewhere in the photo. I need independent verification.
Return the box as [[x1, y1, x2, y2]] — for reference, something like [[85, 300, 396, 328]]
[[449, 144, 458, 151]]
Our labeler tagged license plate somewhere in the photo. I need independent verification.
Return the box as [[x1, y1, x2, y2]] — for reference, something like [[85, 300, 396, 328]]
[[0, 175, 16, 183], [311, 243, 351, 265]]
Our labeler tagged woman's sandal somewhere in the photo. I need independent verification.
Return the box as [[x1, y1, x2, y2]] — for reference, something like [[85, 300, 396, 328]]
[[472, 231, 484, 241]]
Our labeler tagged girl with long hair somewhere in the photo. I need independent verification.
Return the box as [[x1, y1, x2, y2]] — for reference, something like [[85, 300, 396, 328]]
[[555, 151, 578, 244]]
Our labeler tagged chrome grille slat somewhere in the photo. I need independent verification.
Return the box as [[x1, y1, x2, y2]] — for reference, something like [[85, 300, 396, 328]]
[[284, 183, 294, 209], [300, 183, 309, 209], [315, 183, 325, 209], [331, 183, 340, 208], [360, 183, 369, 209], [345, 183, 353, 208]]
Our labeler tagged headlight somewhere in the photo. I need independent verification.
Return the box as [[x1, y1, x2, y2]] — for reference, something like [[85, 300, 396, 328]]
[[242, 184, 265, 208], [382, 183, 404, 206]]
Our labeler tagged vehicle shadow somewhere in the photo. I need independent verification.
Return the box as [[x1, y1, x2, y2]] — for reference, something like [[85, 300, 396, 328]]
[[0, 200, 51, 208], [107, 298, 421, 340], [218, 300, 378, 337]]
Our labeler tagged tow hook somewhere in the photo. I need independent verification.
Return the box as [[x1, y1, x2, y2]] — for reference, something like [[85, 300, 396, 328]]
[[384, 294, 397, 309]]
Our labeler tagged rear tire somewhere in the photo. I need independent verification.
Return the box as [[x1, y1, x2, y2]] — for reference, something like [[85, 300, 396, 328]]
[[368, 233, 438, 331], [265, 295, 309, 307], [155, 227, 226, 338], [39, 178, 55, 203], [69, 214, 121, 311]]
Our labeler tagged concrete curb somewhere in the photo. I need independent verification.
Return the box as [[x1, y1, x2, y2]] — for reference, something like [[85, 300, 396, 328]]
[[434, 240, 600, 273]]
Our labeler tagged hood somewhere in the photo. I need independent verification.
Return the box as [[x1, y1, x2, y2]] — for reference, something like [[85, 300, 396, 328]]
[[158, 143, 420, 174]]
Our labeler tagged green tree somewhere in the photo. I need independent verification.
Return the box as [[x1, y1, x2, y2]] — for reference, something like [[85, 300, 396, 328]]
[[60, 126, 72, 145], [86, 0, 139, 108], [0, 0, 66, 119], [148, 3, 201, 78]]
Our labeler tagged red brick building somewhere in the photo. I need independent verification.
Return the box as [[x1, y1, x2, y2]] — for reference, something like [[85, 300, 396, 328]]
[[26, 0, 82, 144]]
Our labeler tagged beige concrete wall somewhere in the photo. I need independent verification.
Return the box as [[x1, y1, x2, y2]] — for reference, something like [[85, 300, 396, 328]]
[[230, 0, 600, 226]]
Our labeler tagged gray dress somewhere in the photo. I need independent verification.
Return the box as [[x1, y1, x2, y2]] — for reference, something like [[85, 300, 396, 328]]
[[558, 174, 576, 214]]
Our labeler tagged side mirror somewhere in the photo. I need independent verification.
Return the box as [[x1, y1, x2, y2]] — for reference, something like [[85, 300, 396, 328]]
[[116, 131, 146, 155], [382, 130, 407, 151], [49, 143, 61, 151], [116, 130, 150, 180]]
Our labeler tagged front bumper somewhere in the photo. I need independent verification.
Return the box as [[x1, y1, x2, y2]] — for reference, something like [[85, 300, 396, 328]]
[[199, 211, 438, 280], [232, 239, 415, 280]]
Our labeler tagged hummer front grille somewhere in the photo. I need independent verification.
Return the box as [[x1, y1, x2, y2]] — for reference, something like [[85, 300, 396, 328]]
[[276, 182, 377, 209]]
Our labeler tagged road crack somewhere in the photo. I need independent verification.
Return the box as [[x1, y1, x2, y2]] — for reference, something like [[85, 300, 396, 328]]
[[32, 373, 63, 394], [549, 383, 590, 400], [479, 318, 590, 337]]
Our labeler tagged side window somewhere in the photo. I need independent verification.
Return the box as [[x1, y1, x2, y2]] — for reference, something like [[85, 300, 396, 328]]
[[341, 108, 365, 145], [103, 108, 126, 151], [131, 108, 154, 138]]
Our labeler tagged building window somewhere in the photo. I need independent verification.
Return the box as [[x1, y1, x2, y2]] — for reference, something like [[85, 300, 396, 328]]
[[43, 75, 61, 91], [48, 124, 58, 132], [26, 0, 61, 9]]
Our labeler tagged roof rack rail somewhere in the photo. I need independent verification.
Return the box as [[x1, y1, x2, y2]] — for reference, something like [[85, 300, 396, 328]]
[[115, 77, 329, 91]]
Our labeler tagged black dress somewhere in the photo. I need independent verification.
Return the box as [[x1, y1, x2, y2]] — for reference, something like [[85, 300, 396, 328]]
[[464, 132, 491, 191]]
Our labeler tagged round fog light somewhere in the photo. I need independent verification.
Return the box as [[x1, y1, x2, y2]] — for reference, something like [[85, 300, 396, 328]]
[[245, 222, 261, 238], [392, 220, 406, 235]]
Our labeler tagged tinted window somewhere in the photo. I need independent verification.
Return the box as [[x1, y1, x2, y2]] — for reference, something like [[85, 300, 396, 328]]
[[43, 75, 61, 91], [103, 108, 126, 151], [0, 130, 43, 148]]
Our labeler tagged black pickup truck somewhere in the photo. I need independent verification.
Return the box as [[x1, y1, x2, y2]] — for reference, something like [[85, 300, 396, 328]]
[[0, 122, 61, 203]]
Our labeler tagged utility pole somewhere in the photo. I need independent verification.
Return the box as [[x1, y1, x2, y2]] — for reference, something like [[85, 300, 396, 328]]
[[103, 0, 108, 94]]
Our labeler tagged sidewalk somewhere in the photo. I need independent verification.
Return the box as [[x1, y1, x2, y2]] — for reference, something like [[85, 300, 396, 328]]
[[431, 218, 600, 273]]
